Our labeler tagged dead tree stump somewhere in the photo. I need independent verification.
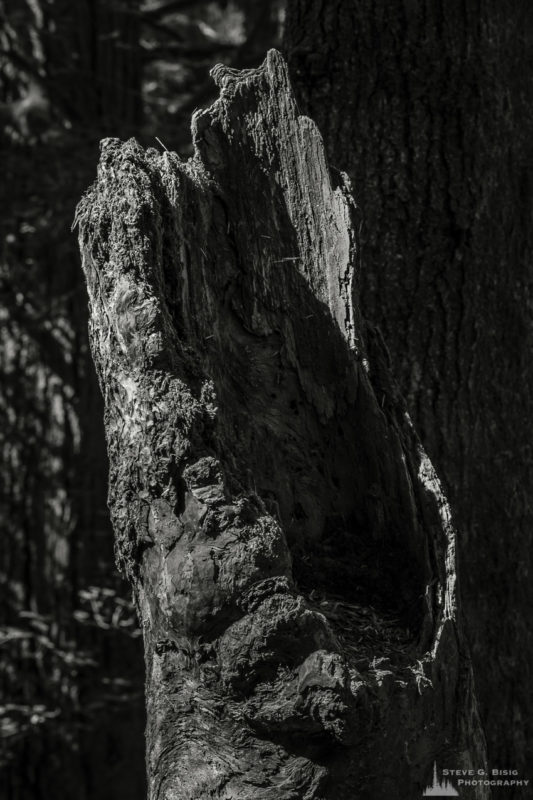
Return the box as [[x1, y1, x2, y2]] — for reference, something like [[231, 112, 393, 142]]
[[76, 50, 487, 800]]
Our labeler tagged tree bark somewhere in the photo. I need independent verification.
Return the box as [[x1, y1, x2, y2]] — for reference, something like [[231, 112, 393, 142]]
[[284, 1, 533, 786], [77, 51, 487, 799]]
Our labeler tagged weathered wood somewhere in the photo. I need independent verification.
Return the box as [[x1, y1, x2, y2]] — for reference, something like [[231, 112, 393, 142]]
[[77, 50, 486, 799]]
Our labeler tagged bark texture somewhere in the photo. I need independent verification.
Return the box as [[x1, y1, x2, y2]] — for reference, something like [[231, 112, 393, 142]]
[[77, 51, 487, 799], [284, 1, 533, 786]]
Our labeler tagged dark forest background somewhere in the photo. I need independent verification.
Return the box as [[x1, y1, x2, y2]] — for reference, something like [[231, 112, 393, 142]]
[[1, 1, 532, 798]]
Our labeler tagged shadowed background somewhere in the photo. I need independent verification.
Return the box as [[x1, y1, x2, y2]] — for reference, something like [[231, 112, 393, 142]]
[[1, 2, 532, 798]]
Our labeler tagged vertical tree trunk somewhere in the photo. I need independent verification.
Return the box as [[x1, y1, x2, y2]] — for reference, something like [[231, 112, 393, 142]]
[[77, 51, 487, 799], [284, 1, 533, 785]]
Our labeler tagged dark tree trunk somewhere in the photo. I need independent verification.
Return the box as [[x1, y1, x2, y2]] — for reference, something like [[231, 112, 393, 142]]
[[77, 51, 487, 800], [284, 1, 533, 787]]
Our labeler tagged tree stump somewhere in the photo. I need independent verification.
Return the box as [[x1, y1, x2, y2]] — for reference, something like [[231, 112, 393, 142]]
[[76, 50, 487, 800]]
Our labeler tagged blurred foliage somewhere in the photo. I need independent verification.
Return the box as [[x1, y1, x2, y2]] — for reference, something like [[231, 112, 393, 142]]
[[1, 589, 140, 756], [0, 0, 285, 151], [0, 1, 283, 797]]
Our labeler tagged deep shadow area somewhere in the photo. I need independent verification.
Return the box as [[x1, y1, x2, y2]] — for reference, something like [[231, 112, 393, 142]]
[[152, 128, 430, 636]]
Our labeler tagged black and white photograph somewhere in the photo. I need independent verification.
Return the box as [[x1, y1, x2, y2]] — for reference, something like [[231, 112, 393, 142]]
[[1, 2, 532, 798]]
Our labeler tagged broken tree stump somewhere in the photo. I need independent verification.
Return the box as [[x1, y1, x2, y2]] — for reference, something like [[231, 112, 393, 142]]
[[76, 50, 487, 800]]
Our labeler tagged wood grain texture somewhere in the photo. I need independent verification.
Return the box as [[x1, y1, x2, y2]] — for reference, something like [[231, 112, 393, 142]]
[[77, 50, 487, 799]]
